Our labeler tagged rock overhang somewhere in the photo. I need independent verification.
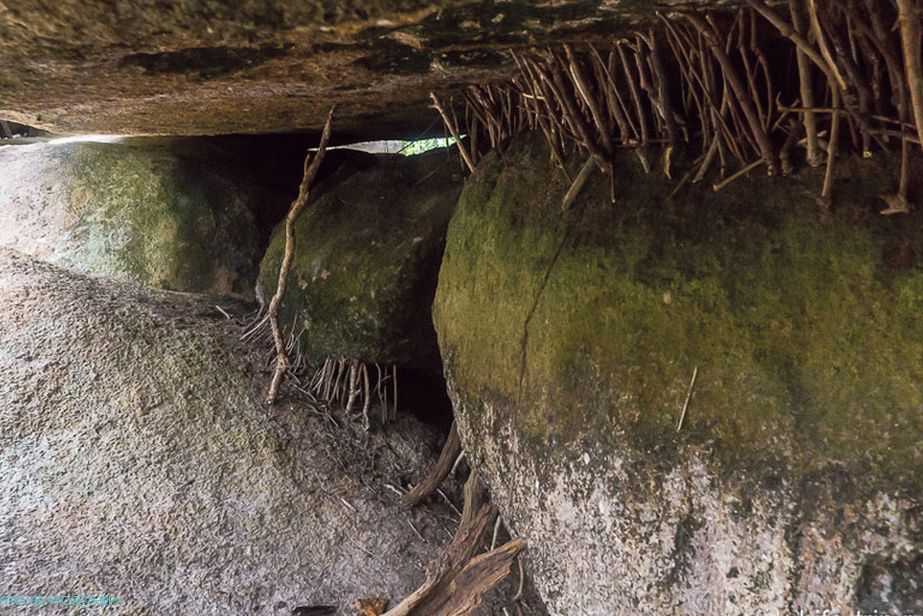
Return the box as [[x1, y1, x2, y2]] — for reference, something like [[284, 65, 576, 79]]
[[0, 0, 746, 138]]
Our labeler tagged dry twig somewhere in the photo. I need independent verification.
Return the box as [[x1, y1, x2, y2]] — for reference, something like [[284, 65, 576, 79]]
[[265, 108, 335, 404], [432, 93, 477, 173], [676, 366, 699, 431], [897, 0, 923, 149]]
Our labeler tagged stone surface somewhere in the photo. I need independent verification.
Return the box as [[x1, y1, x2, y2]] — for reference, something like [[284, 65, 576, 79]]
[[434, 134, 923, 614], [0, 248, 464, 616], [0, 140, 262, 298], [258, 148, 462, 370], [0, 0, 742, 137]]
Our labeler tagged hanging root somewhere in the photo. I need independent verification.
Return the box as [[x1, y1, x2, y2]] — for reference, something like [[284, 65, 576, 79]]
[[897, 0, 923, 153], [434, 1, 921, 210], [265, 108, 335, 405], [561, 156, 597, 210], [308, 358, 398, 428], [431, 93, 477, 173], [360, 363, 372, 431]]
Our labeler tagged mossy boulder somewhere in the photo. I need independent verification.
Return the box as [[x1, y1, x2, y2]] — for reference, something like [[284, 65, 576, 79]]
[[0, 140, 260, 298], [258, 149, 462, 370], [434, 133, 923, 614]]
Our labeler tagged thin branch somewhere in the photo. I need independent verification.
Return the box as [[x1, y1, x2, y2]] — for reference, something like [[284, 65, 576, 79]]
[[676, 366, 699, 431], [562, 156, 597, 210], [684, 12, 777, 175], [745, 0, 843, 89], [265, 107, 335, 404], [822, 90, 843, 203], [431, 93, 477, 173], [897, 0, 923, 149]]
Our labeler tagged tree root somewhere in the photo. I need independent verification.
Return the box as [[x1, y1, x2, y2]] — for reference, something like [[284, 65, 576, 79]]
[[308, 358, 397, 429], [382, 504, 525, 616], [431, 93, 477, 173], [402, 422, 462, 509], [265, 108, 335, 405], [445, 3, 921, 208], [897, 0, 923, 150]]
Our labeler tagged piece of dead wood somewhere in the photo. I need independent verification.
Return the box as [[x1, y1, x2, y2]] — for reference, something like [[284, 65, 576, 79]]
[[355, 596, 389, 616], [416, 539, 525, 616], [383, 504, 525, 616], [460, 470, 485, 528], [561, 156, 597, 211], [712, 159, 763, 191], [881, 191, 911, 216], [292, 606, 336, 616], [676, 365, 699, 431], [896, 0, 923, 150], [265, 108, 335, 405], [402, 422, 461, 508]]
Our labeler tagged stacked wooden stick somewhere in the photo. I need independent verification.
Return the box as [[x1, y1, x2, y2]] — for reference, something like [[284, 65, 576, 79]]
[[434, 0, 922, 211]]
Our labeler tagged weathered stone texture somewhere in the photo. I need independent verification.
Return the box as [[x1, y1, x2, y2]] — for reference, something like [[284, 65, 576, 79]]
[[0, 0, 742, 137], [258, 149, 462, 369], [0, 249, 456, 615], [434, 134, 923, 614], [0, 140, 261, 298]]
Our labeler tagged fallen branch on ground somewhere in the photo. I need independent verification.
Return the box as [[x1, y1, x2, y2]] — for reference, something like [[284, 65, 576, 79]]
[[402, 422, 462, 508], [382, 504, 525, 616]]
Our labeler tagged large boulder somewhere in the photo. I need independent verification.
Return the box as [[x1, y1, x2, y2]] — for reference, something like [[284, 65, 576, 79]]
[[258, 149, 462, 371], [0, 140, 261, 298], [0, 249, 457, 615], [434, 134, 923, 614]]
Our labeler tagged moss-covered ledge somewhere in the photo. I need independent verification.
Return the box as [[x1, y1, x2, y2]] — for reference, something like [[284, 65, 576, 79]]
[[434, 133, 923, 493]]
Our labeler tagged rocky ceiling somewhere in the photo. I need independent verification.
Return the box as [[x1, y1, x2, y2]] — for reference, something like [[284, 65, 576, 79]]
[[0, 0, 741, 139]]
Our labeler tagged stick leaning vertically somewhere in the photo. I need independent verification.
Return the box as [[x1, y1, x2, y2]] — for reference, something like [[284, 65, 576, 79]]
[[266, 107, 335, 404], [896, 0, 923, 149]]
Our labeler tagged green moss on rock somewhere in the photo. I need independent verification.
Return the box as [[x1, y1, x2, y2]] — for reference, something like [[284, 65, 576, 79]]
[[258, 149, 462, 369], [434, 133, 923, 490], [0, 140, 260, 298]]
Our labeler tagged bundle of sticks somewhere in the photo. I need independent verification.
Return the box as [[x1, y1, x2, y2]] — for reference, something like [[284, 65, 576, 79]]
[[434, 0, 922, 211], [307, 358, 398, 430]]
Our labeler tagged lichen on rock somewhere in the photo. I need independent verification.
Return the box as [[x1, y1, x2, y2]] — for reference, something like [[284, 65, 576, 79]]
[[0, 140, 261, 298], [434, 133, 923, 613], [0, 248, 457, 615], [258, 148, 462, 371]]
